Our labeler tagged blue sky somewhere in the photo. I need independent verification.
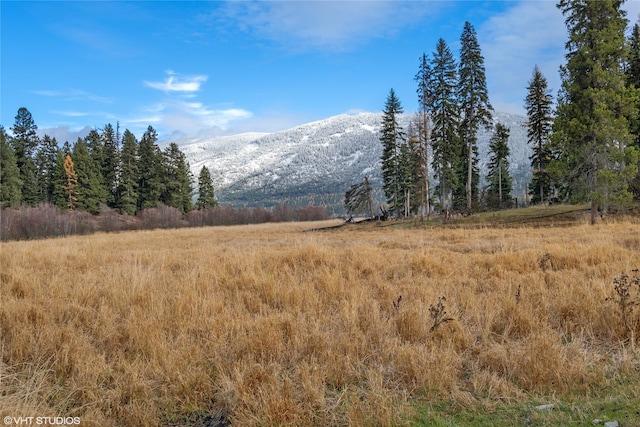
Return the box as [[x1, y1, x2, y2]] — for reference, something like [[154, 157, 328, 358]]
[[2, 1, 639, 143]]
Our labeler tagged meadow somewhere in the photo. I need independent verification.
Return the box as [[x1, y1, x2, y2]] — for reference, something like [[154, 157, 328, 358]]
[[1, 214, 639, 426]]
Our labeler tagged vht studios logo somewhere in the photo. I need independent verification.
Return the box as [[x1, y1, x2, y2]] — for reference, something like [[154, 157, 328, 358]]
[[3, 417, 81, 425]]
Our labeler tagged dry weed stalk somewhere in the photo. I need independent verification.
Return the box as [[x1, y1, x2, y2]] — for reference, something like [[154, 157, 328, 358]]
[[538, 252, 551, 271], [429, 296, 454, 332], [609, 269, 640, 339], [392, 295, 402, 312]]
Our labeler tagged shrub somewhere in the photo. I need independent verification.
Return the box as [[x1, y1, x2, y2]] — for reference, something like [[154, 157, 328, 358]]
[[137, 205, 186, 230], [1, 202, 329, 241]]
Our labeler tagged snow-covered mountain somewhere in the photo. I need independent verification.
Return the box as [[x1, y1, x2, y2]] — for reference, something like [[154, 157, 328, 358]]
[[176, 111, 531, 214]]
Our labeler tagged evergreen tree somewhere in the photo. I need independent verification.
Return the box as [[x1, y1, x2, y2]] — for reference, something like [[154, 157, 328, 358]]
[[626, 23, 640, 198], [161, 142, 193, 213], [626, 22, 640, 83], [18, 157, 38, 206], [457, 21, 493, 211], [62, 154, 78, 212], [398, 141, 418, 217], [196, 165, 217, 210], [35, 135, 59, 203], [407, 117, 429, 215], [101, 123, 120, 207], [524, 66, 555, 204], [61, 140, 72, 156], [414, 53, 433, 216], [116, 129, 139, 215], [10, 107, 39, 161], [430, 38, 460, 211], [72, 138, 106, 213], [137, 126, 165, 210], [85, 129, 109, 209], [10, 107, 40, 205], [51, 150, 68, 210], [628, 23, 640, 93], [486, 123, 512, 209], [379, 88, 406, 215], [553, 0, 639, 223], [85, 129, 104, 176], [0, 126, 22, 207]]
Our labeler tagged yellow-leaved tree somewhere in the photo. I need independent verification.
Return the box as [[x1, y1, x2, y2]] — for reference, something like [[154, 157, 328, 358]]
[[63, 154, 78, 211]]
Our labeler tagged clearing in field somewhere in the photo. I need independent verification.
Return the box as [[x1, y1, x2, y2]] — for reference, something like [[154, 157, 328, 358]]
[[1, 214, 640, 426]]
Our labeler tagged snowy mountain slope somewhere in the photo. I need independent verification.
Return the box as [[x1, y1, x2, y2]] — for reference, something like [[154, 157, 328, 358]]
[[177, 111, 531, 212], [178, 132, 271, 187]]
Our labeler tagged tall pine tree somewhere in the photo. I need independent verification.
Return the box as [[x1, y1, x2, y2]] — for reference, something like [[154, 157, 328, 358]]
[[379, 88, 406, 215], [85, 129, 104, 178], [430, 38, 459, 211], [35, 135, 59, 203], [0, 126, 22, 208], [10, 107, 39, 205], [196, 166, 217, 210], [101, 123, 120, 208], [486, 123, 512, 209], [137, 126, 165, 210], [161, 142, 193, 213], [628, 23, 640, 89], [553, 0, 639, 223], [414, 53, 433, 216], [457, 21, 493, 211], [72, 138, 106, 214], [524, 66, 554, 204], [398, 141, 419, 217], [626, 23, 640, 198], [116, 129, 139, 215], [51, 150, 69, 210]]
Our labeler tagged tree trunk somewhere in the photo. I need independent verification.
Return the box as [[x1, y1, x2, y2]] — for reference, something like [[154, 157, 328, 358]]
[[539, 140, 544, 205], [590, 200, 598, 225], [498, 159, 503, 209], [423, 111, 430, 218], [405, 189, 410, 218], [366, 177, 374, 219], [467, 138, 472, 211]]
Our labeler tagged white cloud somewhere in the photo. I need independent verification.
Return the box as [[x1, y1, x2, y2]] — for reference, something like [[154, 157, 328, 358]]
[[52, 111, 90, 117], [127, 115, 162, 124], [479, 1, 566, 115], [224, 110, 312, 134], [480, 0, 640, 116], [32, 88, 113, 103], [133, 99, 253, 137], [36, 126, 93, 143], [144, 70, 207, 92], [221, 0, 439, 51], [138, 70, 253, 137]]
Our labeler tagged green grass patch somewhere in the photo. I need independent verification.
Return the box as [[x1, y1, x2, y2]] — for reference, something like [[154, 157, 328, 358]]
[[411, 375, 640, 426], [438, 204, 589, 227], [331, 203, 640, 232]]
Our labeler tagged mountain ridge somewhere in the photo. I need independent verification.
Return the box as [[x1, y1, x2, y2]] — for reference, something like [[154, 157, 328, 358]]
[[176, 111, 532, 214]]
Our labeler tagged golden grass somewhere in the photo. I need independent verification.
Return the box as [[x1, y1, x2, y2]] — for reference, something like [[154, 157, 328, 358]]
[[1, 220, 640, 426]]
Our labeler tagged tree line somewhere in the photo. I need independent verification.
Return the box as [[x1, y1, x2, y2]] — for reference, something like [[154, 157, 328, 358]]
[[348, 3, 640, 222], [1, 113, 217, 214], [0, 110, 329, 240]]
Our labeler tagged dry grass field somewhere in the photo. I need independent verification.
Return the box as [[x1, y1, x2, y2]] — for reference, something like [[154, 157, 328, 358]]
[[1, 215, 640, 426]]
